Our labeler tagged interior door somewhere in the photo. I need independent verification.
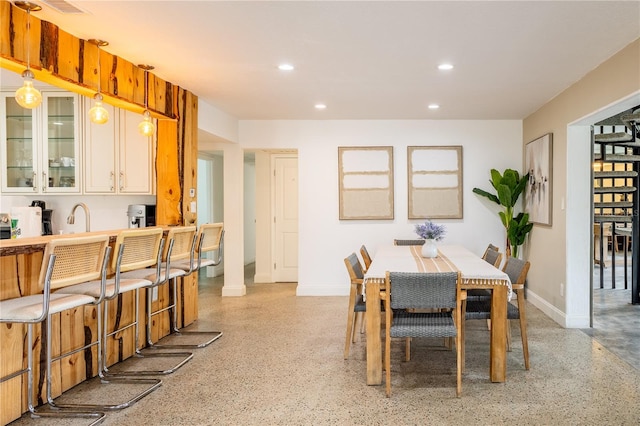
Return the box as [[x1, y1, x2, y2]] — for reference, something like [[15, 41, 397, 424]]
[[273, 155, 298, 282]]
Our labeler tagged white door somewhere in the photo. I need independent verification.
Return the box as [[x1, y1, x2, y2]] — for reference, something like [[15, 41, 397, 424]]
[[273, 155, 298, 282]]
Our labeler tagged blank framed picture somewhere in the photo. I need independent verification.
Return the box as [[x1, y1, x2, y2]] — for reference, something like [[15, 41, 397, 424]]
[[408, 146, 463, 219], [338, 146, 394, 220]]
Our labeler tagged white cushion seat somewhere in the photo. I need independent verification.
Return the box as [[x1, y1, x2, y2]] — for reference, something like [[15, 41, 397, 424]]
[[59, 277, 153, 299], [0, 293, 95, 321], [122, 267, 186, 283]]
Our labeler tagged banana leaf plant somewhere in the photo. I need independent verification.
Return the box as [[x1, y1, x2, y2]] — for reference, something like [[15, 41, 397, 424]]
[[508, 212, 534, 258], [472, 168, 531, 257]]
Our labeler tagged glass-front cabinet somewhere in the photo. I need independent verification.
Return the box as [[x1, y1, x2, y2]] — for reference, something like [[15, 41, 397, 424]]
[[1, 91, 80, 193]]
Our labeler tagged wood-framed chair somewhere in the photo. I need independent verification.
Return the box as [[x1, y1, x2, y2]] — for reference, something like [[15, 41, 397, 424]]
[[359, 244, 372, 272], [343, 253, 366, 359], [464, 257, 531, 370], [383, 271, 464, 397], [467, 244, 503, 302], [0, 235, 111, 423], [393, 239, 425, 246]]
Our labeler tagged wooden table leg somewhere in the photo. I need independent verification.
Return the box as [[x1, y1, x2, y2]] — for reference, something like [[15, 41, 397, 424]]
[[489, 285, 507, 382], [365, 280, 382, 385]]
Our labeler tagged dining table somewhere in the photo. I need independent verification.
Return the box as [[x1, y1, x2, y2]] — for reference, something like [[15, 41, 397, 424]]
[[363, 244, 512, 385]]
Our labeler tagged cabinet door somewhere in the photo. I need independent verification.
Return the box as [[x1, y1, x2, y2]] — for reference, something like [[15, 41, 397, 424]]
[[118, 109, 153, 194], [42, 93, 80, 193], [1, 93, 39, 193], [83, 100, 117, 193]]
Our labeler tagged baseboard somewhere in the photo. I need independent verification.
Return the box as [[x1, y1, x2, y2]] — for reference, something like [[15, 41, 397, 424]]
[[526, 289, 589, 328], [221, 285, 247, 297]]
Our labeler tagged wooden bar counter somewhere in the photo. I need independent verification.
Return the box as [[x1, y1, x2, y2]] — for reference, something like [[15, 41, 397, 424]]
[[0, 229, 200, 425]]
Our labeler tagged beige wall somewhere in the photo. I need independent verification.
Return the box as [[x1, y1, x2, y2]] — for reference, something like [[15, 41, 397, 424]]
[[523, 38, 640, 326]]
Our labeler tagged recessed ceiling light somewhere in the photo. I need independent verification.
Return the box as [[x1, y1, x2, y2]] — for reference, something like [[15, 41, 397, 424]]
[[315, 104, 327, 110], [438, 63, 454, 70], [428, 104, 440, 110], [278, 63, 294, 71]]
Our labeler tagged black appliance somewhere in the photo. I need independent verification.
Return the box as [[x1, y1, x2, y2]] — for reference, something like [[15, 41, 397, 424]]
[[127, 204, 156, 228]]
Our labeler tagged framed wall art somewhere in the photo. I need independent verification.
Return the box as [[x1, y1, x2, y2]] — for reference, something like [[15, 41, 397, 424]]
[[524, 133, 553, 226], [408, 146, 463, 219], [338, 146, 394, 220]]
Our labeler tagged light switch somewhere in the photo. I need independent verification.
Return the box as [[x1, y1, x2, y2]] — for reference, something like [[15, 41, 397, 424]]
[[190, 201, 197, 213]]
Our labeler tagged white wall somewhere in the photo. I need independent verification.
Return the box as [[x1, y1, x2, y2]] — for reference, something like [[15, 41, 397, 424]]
[[238, 120, 522, 296], [243, 154, 256, 264]]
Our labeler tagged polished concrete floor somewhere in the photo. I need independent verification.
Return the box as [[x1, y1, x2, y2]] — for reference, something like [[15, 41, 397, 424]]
[[11, 264, 640, 425], [586, 258, 640, 371]]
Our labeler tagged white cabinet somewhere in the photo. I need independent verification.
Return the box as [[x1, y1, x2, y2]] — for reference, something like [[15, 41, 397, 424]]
[[1, 91, 81, 193], [84, 104, 154, 194]]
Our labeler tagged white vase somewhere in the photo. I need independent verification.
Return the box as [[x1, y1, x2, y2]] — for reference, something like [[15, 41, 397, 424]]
[[421, 239, 438, 258]]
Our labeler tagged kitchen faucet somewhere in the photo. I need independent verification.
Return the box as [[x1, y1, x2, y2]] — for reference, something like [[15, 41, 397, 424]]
[[67, 203, 91, 232]]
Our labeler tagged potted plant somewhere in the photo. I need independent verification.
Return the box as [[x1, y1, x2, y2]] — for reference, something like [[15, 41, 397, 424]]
[[472, 168, 532, 257], [414, 220, 446, 258]]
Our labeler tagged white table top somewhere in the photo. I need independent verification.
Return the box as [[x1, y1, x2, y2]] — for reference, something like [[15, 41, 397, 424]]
[[364, 244, 512, 298]]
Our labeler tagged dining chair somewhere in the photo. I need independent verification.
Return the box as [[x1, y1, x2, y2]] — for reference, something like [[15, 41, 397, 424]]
[[393, 239, 425, 246], [383, 271, 464, 397], [467, 244, 503, 302], [464, 256, 531, 370], [359, 244, 372, 272], [0, 235, 111, 423], [343, 253, 366, 359]]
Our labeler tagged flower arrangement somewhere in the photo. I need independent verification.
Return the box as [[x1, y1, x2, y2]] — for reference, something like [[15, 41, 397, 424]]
[[414, 220, 446, 241]]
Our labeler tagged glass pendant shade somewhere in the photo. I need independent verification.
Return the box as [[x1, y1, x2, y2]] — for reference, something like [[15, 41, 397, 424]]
[[89, 93, 109, 124], [15, 70, 42, 109], [138, 110, 156, 136]]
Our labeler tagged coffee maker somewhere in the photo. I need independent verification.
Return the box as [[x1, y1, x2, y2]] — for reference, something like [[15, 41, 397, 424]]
[[127, 204, 156, 228], [31, 200, 53, 235]]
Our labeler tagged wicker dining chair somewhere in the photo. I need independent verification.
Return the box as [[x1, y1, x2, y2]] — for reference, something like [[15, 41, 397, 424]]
[[393, 239, 426, 246], [467, 244, 503, 302], [383, 271, 464, 397], [343, 253, 367, 359], [464, 256, 531, 370]]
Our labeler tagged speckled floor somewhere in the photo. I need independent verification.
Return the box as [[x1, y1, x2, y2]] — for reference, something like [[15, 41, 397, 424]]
[[11, 265, 640, 425]]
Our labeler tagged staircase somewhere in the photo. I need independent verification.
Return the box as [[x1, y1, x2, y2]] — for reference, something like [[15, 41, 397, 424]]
[[593, 106, 640, 304]]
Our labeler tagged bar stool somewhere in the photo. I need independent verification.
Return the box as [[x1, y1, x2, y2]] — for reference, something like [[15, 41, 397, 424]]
[[0, 235, 110, 424], [55, 228, 170, 407], [164, 223, 224, 347], [149, 225, 222, 349], [105, 227, 194, 376]]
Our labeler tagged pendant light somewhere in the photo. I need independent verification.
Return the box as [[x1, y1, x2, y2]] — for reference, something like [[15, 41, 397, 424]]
[[88, 39, 109, 124], [138, 64, 156, 137], [14, 1, 42, 109]]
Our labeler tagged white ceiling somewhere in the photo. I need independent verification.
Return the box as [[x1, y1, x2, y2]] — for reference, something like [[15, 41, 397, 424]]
[[7, 0, 640, 120]]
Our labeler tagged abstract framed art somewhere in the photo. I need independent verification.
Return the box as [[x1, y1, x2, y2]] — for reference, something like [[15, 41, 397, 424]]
[[524, 133, 553, 226], [407, 146, 463, 219], [338, 146, 394, 220]]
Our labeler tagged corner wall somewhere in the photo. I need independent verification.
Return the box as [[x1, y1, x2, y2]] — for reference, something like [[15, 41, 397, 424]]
[[523, 38, 640, 327]]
